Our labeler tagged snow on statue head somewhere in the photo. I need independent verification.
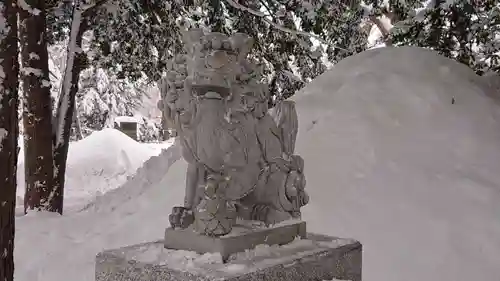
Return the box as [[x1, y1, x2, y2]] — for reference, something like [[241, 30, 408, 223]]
[[161, 28, 309, 237]]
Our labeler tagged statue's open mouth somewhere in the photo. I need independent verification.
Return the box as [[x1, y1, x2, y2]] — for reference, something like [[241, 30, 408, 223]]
[[190, 71, 232, 99], [192, 85, 230, 99]]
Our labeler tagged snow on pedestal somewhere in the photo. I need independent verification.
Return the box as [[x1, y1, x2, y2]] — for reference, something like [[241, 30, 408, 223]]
[[95, 233, 361, 281]]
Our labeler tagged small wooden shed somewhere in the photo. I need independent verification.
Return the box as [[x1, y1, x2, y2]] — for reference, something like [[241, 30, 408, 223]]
[[114, 116, 138, 140]]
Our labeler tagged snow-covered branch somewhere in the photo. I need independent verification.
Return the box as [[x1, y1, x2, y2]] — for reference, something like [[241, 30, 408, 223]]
[[360, 1, 394, 46], [17, 0, 42, 15], [223, 0, 348, 51], [369, 14, 393, 45]]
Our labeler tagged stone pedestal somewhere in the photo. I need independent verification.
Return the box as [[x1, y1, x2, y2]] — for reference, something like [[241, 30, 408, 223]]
[[95, 233, 362, 281]]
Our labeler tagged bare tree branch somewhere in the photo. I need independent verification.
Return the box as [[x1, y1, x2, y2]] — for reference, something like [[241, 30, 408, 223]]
[[258, 0, 276, 19], [223, 0, 349, 51]]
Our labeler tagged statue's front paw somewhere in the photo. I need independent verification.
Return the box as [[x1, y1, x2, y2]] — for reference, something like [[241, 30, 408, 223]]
[[169, 206, 194, 229]]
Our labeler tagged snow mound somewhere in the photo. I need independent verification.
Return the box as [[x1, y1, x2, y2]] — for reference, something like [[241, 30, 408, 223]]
[[17, 128, 170, 210], [292, 46, 500, 281]]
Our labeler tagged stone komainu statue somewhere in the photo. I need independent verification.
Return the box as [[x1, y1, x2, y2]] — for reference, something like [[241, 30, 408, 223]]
[[160, 29, 309, 237]]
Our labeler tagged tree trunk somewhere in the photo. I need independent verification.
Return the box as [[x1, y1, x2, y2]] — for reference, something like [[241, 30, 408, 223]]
[[0, 1, 20, 279], [52, 5, 88, 214], [19, 0, 55, 213]]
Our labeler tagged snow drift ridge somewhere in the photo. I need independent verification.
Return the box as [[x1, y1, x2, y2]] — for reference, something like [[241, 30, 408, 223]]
[[82, 138, 182, 213]]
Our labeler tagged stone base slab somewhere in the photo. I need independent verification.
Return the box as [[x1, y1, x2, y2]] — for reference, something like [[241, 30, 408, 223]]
[[164, 220, 307, 261], [95, 233, 362, 281]]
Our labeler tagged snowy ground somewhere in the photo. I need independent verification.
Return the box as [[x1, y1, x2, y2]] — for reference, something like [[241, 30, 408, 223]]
[[14, 46, 500, 281]]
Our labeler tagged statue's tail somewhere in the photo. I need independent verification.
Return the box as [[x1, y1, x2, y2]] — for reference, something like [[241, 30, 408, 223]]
[[270, 100, 298, 157]]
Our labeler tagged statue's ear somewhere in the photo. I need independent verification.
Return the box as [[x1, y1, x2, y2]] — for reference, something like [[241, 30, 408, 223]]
[[182, 28, 205, 54]]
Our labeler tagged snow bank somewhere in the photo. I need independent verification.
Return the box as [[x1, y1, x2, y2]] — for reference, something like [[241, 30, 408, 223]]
[[17, 128, 172, 210], [81, 138, 182, 213], [15, 143, 184, 281], [292, 46, 500, 281]]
